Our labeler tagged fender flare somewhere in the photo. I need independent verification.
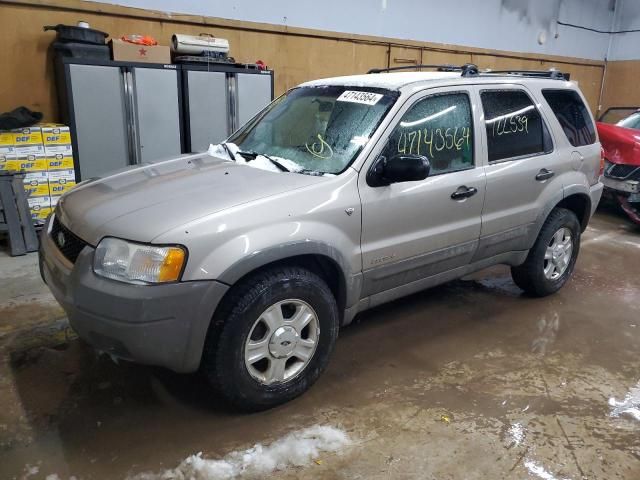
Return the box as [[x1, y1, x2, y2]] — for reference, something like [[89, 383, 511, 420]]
[[217, 240, 362, 308], [528, 187, 592, 250]]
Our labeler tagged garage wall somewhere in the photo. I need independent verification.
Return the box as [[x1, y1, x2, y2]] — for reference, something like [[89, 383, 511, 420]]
[[84, 0, 615, 61], [0, 0, 605, 122], [599, 0, 640, 115]]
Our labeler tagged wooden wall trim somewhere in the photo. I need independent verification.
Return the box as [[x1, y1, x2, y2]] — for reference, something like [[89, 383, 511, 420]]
[[0, 0, 609, 120], [3, 0, 605, 69]]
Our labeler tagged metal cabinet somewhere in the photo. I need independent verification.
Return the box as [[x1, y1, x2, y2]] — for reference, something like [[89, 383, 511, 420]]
[[67, 64, 130, 180], [184, 70, 229, 152], [237, 72, 273, 127], [131, 67, 182, 163], [57, 59, 183, 181], [57, 59, 274, 178], [182, 66, 274, 153]]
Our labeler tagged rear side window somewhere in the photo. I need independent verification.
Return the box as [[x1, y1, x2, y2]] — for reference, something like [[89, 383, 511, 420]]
[[481, 90, 548, 162], [542, 89, 596, 147]]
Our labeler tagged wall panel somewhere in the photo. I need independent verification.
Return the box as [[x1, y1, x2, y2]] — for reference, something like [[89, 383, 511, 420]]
[[0, 0, 607, 122], [600, 60, 640, 115]]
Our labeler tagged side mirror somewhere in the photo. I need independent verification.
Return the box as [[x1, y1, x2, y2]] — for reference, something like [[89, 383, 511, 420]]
[[367, 154, 430, 187]]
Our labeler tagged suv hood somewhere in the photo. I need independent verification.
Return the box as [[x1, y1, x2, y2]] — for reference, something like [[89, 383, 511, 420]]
[[597, 122, 640, 166], [56, 153, 325, 245]]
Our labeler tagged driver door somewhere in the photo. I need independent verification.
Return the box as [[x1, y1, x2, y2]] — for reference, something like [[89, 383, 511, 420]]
[[358, 87, 486, 301]]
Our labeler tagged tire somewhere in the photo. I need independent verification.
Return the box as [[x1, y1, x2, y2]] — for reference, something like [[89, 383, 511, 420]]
[[202, 266, 339, 411], [511, 208, 581, 297]]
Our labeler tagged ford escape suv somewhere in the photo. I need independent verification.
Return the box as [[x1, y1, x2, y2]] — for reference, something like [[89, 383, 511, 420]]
[[40, 64, 603, 411]]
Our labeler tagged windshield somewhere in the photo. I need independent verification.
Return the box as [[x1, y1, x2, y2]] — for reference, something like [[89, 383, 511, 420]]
[[617, 112, 640, 130], [599, 107, 640, 128], [227, 86, 398, 174]]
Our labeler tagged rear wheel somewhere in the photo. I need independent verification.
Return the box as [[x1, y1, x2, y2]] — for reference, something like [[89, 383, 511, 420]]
[[511, 208, 580, 297], [202, 266, 339, 411]]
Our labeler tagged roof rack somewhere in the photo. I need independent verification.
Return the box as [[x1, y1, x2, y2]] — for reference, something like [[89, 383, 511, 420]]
[[367, 63, 568, 80], [367, 64, 472, 74], [487, 69, 569, 80]]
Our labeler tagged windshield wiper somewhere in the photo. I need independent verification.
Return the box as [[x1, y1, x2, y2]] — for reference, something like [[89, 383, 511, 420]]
[[220, 142, 236, 161], [237, 150, 290, 172]]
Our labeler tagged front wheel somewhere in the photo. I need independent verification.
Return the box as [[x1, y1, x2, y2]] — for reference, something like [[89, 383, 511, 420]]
[[511, 208, 581, 297], [202, 266, 339, 411]]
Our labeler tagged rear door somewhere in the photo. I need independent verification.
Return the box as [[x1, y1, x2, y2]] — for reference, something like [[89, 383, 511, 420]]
[[474, 86, 564, 260], [359, 87, 486, 299]]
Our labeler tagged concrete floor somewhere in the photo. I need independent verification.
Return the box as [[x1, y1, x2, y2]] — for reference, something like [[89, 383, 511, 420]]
[[1, 207, 639, 479]]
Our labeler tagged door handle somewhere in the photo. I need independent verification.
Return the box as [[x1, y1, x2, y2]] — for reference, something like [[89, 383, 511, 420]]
[[451, 185, 478, 200], [536, 168, 555, 181]]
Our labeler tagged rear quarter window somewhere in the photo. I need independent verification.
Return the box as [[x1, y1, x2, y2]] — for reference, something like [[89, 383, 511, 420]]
[[480, 90, 551, 162], [542, 89, 596, 147]]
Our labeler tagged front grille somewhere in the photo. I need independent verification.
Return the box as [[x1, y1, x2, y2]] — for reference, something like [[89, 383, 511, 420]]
[[606, 163, 640, 180], [50, 216, 88, 264]]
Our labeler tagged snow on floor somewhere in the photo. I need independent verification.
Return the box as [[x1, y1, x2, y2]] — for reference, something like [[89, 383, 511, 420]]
[[508, 422, 525, 446], [128, 425, 351, 480], [609, 380, 640, 421], [524, 460, 570, 480]]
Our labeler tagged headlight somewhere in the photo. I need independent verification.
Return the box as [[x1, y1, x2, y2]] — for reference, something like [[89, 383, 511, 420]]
[[94, 237, 186, 284]]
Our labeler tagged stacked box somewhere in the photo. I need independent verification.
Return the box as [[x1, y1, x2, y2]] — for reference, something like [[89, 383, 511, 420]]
[[48, 169, 76, 196], [0, 132, 16, 172], [0, 124, 76, 224], [28, 196, 52, 222], [42, 125, 75, 171], [11, 127, 49, 207]]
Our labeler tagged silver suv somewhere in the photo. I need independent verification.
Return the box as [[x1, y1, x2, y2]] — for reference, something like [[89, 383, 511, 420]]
[[40, 64, 603, 411]]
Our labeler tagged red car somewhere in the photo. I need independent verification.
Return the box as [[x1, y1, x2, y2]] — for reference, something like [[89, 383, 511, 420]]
[[597, 108, 640, 225]]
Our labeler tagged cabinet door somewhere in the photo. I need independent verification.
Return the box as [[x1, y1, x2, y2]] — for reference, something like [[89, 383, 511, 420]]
[[68, 64, 129, 179], [132, 67, 182, 163], [236, 73, 273, 128], [186, 70, 229, 152]]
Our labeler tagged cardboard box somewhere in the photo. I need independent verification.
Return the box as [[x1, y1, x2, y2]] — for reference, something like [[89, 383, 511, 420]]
[[14, 143, 45, 158], [0, 132, 13, 147], [22, 171, 50, 197], [41, 125, 71, 146], [111, 39, 171, 64], [0, 146, 15, 172], [50, 195, 61, 208], [46, 150, 75, 171], [28, 196, 52, 222], [48, 169, 76, 195], [12, 126, 43, 146], [7, 155, 48, 172]]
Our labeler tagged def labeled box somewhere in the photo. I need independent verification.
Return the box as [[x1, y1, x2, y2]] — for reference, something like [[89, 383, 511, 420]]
[[48, 169, 76, 195], [28, 196, 52, 222], [22, 171, 50, 197], [12, 126, 43, 146], [7, 154, 48, 172], [0, 131, 16, 171], [46, 146, 74, 170], [41, 125, 71, 146], [0, 131, 14, 148]]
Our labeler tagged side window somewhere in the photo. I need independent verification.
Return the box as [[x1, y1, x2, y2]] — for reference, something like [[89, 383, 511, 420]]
[[481, 90, 549, 162], [542, 89, 596, 147], [381, 93, 474, 175]]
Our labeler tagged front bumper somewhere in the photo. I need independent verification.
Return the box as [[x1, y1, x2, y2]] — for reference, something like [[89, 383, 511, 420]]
[[602, 175, 640, 195], [39, 216, 229, 373]]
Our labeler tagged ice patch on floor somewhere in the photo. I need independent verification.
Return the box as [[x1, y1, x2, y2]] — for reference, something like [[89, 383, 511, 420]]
[[524, 460, 570, 480], [128, 425, 351, 480], [508, 422, 525, 446], [609, 380, 640, 421]]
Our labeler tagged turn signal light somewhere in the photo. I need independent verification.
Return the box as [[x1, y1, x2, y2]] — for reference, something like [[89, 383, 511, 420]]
[[158, 247, 186, 283], [600, 147, 606, 176]]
